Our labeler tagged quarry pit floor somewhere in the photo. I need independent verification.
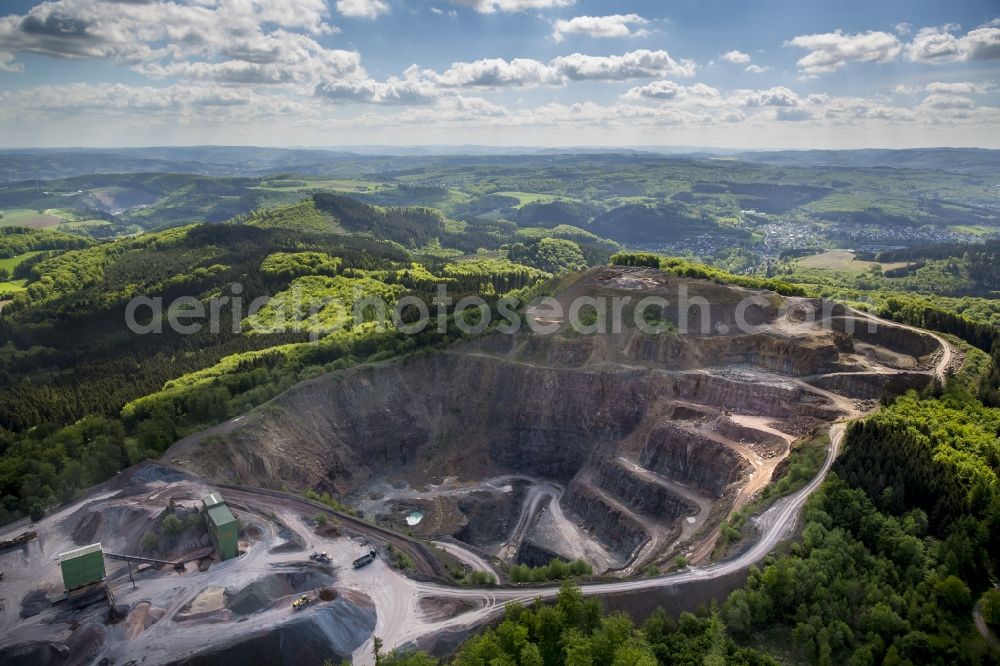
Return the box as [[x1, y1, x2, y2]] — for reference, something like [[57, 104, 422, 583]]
[[0, 422, 854, 666]]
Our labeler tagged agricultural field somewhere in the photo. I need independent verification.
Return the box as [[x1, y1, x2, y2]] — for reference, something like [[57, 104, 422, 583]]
[[0, 250, 38, 295], [255, 177, 388, 192], [795, 249, 909, 273], [0, 278, 26, 296], [54, 218, 114, 233], [489, 191, 578, 207], [0, 249, 44, 272], [0, 208, 64, 228]]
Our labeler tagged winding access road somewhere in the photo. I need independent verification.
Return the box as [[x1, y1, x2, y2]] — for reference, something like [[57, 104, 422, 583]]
[[349, 420, 848, 663], [350, 309, 954, 663]]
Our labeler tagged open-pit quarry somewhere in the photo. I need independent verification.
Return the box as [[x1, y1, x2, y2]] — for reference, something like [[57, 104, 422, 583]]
[[0, 267, 952, 665]]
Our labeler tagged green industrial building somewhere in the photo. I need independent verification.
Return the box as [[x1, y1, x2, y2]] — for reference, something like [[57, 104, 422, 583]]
[[203, 492, 239, 560], [57, 542, 105, 591]]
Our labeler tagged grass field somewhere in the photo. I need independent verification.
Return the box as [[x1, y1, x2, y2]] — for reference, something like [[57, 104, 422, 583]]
[[608, 195, 658, 205], [0, 279, 27, 295], [795, 249, 908, 273], [490, 191, 577, 207], [801, 192, 919, 217], [56, 219, 112, 233], [0, 250, 43, 273], [951, 225, 997, 237], [0, 209, 65, 228], [256, 178, 387, 192], [42, 208, 87, 221], [0, 250, 39, 295]]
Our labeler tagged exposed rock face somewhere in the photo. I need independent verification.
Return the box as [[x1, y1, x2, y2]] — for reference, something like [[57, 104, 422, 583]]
[[480, 321, 845, 376], [173, 354, 833, 495], [712, 418, 786, 455], [564, 483, 649, 557], [681, 334, 843, 375], [831, 316, 939, 362], [809, 371, 931, 400], [167, 267, 936, 572], [639, 422, 749, 498], [669, 372, 837, 418], [593, 459, 698, 522], [455, 486, 529, 549], [516, 541, 565, 568]]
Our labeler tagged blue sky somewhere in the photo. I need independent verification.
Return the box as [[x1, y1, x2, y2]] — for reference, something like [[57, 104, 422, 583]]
[[0, 0, 998, 148]]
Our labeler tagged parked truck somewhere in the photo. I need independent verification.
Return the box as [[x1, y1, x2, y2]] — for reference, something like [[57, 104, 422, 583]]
[[352, 550, 377, 569], [0, 531, 37, 553]]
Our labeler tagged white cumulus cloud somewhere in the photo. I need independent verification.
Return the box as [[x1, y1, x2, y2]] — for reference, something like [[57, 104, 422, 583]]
[[0, 0, 336, 69], [720, 50, 751, 64], [906, 23, 1000, 63], [620, 80, 686, 101], [920, 93, 977, 110], [787, 30, 902, 76], [552, 14, 649, 42], [552, 49, 696, 80], [409, 49, 695, 89], [924, 81, 995, 94], [418, 57, 560, 87], [136, 31, 362, 88], [620, 81, 800, 111], [336, 0, 390, 19]]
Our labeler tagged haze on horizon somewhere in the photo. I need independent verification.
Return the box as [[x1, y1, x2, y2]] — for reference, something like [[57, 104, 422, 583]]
[[0, 0, 998, 149]]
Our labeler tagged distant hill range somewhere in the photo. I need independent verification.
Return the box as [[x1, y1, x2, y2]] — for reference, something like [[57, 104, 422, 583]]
[[2, 146, 999, 182], [732, 148, 1000, 173]]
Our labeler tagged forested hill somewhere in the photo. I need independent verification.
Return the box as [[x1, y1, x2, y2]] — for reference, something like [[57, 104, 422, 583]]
[[871, 241, 1000, 293], [0, 194, 611, 524], [312, 192, 447, 247], [589, 201, 749, 245]]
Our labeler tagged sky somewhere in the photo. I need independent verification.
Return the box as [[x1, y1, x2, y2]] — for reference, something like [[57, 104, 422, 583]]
[[0, 0, 998, 149]]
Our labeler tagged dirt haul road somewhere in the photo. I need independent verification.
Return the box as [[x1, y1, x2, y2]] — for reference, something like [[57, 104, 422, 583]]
[[341, 420, 848, 664], [348, 310, 955, 664]]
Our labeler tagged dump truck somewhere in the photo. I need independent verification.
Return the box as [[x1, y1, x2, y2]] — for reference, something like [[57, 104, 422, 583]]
[[352, 550, 377, 569], [292, 595, 312, 610], [0, 531, 37, 553]]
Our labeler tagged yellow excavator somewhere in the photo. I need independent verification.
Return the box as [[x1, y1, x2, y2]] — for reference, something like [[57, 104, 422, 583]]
[[292, 595, 312, 610]]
